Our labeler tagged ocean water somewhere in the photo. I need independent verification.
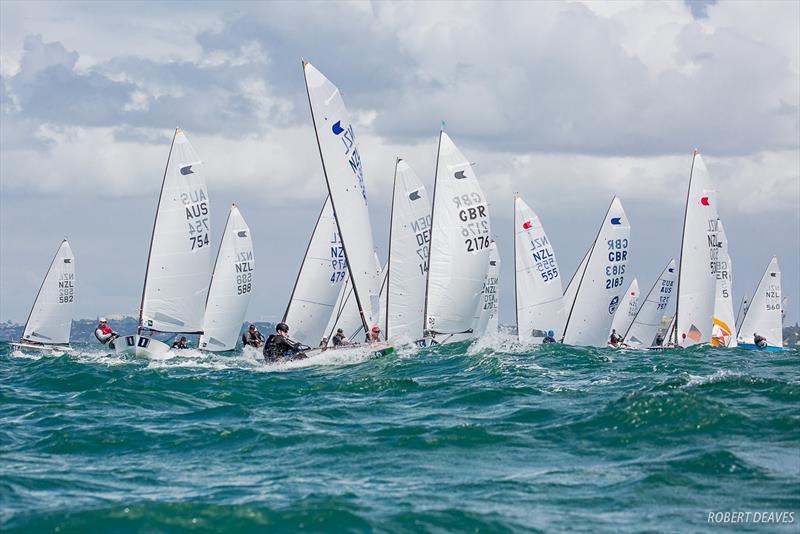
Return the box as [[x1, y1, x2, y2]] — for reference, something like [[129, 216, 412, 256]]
[[1, 338, 797, 533]]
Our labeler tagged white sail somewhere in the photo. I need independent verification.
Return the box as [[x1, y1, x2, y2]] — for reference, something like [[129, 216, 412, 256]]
[[711, 219, 737, 347], [514, 195, 565, 341], [560, 244, 591, 335], [323, 275, 365, 343], [610, 278, 639, 339], [562, 197, 631, 347], [303, 61, 381, 332], [738, 256, 782, 348], [283, 197, 348, 346], [624, 260, 676, 348], [199, 205, 254, 352], [385, 159, 431, 342], [424, 131, 492, 338], [22, 239, 75, 345], [673, 151, 719, 347], [474, 243, 501, 337], [140, 128, 210, 333]]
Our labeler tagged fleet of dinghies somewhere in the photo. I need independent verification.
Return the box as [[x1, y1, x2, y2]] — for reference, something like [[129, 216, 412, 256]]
[[11, 62, 789, 356]]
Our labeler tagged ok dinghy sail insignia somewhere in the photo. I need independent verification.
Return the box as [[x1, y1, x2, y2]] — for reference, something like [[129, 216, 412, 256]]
[[283, 197, 348, 346], [514, 194, 565, 342], [303, 61, 382, 338], [12, 239, 76, 352], [385, 158, 431, 343], [609, 278, 639, 341], [421, 130, 492, 346], [623, 259, 676, 348], [199, 205, 254, 352], [711, 219, 737, 347], [672, 150, 720, 348], [737, 256, 783, 350], [561, 196, 631, 347], [116, 128, 210, 357]]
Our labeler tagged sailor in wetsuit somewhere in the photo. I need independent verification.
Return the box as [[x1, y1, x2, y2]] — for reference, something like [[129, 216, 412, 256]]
[[542, 330, 556, 344], [94, 317, 119, 349], [171, 336, 189, 349], [753, 333, 767, 348], [332, 328, 349, 347], [242, 325, 265, 348], [263, 322, 309, 363], [609, 329, 623, 347]]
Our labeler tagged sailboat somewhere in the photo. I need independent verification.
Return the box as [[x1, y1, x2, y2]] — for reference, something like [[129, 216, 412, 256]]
[[623, 259, 676, 349], [198, 205, 254, 352], [283, 197, 348, 347], [303, 61, 392, 356], [609, 278, 639, 342], [514, 194, 565, 342], [737, 256, 783, 351], [473, 242, 501, 338], [420, 130, 492, 346], [561, 197, 631, 347], [115, 128, 210, 356], [384, 158, 431, 343], [711, 219, 737, 347], [672, 150, 719, 348], [11, 239, 76, 353]]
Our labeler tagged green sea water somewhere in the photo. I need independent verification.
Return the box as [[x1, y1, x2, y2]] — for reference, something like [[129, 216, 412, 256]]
[[1, 338, 798, 533]]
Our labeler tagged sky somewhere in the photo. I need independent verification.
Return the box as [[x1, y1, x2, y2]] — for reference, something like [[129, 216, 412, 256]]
[[1, 0, 798, 326]]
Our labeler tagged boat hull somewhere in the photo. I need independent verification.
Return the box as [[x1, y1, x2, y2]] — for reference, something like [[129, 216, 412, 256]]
[[737, 343, 784, 352], [10, 342, 74, 354], [113, 335, 171, 357]]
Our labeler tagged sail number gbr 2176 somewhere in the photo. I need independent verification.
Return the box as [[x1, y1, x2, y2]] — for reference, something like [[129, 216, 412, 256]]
[[454, 193, 489, 252], [604, 238, 629, 289]]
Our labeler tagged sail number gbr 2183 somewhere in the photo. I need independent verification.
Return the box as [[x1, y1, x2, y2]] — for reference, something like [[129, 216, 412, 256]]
[[604, 238, 629, 289]]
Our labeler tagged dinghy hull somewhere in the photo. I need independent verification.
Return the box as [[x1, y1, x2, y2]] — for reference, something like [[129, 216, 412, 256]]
[[737, 343, 783, 352], [10, 342, 74, 354], [113, 335, 171, 357]]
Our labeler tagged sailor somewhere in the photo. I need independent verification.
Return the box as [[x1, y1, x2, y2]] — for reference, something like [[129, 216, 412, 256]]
[[171, 336, 189, 349], [242, 324, 265, 348], [609, 329, 623, 346], [319, 337, 328, 349], [654, 332, 665, 346], [332, 328, 348, 347], [368, 325, 382, 342], [263, 322, 309, 363], [753, 333, 767, 348], [542, 330, 556, 344], [94, 318, 119, 348]]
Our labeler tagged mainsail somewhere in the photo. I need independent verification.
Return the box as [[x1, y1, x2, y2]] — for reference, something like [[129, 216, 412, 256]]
[[562, 197, 631, 346], [514, 194, 565, 341], [673, 151, 719, 347], [140, 128, 210, 333], [560, 243, 592, 335], [711, 219, 737, 347], [737, 256, 782, 348], [423, 131, 492, 338], [624, 259, 676, 348], [199, 205, 254, 352], [303, 61, 381, 333], [610, 279, 639, 338], [385, 159, 431, 342], [283, 197, 348, 345], [22, 239, 75, 345]]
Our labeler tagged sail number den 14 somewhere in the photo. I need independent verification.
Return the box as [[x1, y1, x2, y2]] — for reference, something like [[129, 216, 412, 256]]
[[453, 193, 490, 252]]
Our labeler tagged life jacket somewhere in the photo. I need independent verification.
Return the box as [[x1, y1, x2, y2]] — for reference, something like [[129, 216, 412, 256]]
[[95, 326, 114, 343]]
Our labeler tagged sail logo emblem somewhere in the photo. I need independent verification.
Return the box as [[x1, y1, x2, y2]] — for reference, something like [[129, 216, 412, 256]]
[[180, 165, 194, 175], [608, 295, 620, 314], [490, 260, 497, 266], [63, 258, 72, 263], [668, 267, 675, 273], [610, 217, 622, 225], [332, 121, 345, 135], [700, 196, 710, 206], [237, 231, 248, 238], [454, 170, 467, 180], [408, 190, 421, 201], [522, 220, 533, 230], [770, 272, 777, 277]]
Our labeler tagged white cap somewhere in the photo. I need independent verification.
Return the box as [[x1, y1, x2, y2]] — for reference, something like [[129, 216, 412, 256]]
[[99, 317, 107, 322]]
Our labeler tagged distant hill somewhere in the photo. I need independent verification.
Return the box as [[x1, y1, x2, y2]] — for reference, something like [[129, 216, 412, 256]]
[[0, 317, 276, 347]]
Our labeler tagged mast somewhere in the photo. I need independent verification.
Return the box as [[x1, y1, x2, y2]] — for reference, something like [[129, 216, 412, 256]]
[[384, 158, 400, 339], [561, 197, 615, 342], [282, 199, 328, 322], [672, 149, 698, 346], [622, 260, 671, 341], [302, 60, 370, 335], [513, 194, 519, 337], [138, 128, 178, 335], [21, 239, 68, 341], [422, 129, 444, 337]]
